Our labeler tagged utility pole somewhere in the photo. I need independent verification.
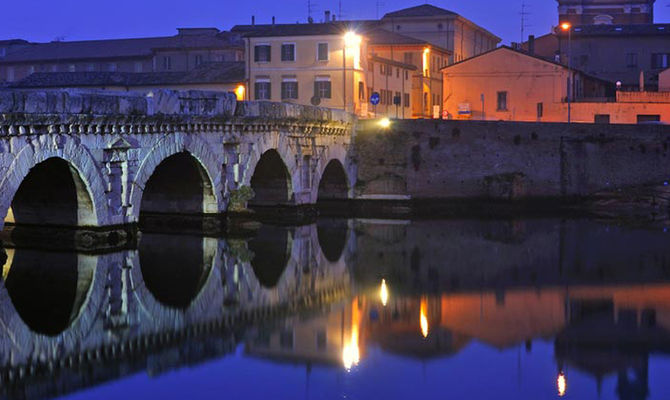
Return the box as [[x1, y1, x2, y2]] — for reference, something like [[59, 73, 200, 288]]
[[520, 1, 531, 44]]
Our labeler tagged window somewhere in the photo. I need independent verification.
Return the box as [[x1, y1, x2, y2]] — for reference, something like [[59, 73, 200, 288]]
[[254, 44, 271, 62], [317, 43, 329, 61], [108, 63, 117, 72], [651, 53, 670, 69], [68, 64, 76, 72], [394, 91, 401, 105], [626, 53, 638, 68], [358, 81, 365, 101], [594, 114, 610, 124], [6, 67, 14, 82], [162, 56, 172, 71], [368, 61, 374, 72], [315, 78, 331, 99], [396, 68, 400, 78], [537, 102, 543, 118], [637, 114, 661, 123], [497, 91, 508, 111], [87, 63, 95, 71], [404, 52, 413, 65], [281, 43, 295, 62], [380, 64, 385, 75], [255, 80, 271, 100], [195, 55, 203, 66], [281, 80, 298, 99], [405, 70, 409, 80]]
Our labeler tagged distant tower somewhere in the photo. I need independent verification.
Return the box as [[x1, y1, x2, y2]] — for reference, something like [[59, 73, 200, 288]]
[[556, 0, 656, 26]]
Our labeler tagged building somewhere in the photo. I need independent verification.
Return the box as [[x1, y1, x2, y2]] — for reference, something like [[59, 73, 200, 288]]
[[441, 46, 670, 124], [367, 29, 450, 118], [0, 28, 244, 84], [9, 62, 246, 98], [379, 4, 501, 64], [661, 67, 670, 91], [557, 0, 656, 26]]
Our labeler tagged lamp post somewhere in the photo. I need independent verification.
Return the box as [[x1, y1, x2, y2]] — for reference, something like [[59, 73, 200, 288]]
[[561, 22, 572, 124]]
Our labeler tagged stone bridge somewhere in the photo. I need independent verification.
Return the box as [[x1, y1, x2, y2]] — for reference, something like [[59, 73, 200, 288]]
[[0, 89, 356, 232]]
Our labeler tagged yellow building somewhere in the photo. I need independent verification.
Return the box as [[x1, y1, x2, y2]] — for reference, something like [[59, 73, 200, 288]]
[[241, 23, 369, 117], [368, 29, 451, 119]]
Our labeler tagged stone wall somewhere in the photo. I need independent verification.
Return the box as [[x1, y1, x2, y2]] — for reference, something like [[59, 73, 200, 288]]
[[355, 119, 670, 200]]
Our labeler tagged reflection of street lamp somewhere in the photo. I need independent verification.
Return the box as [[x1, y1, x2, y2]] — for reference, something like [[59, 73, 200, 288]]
[[557, 372, 567, 397], [379, 279, 389, 306], [561, 22, 572, 123]]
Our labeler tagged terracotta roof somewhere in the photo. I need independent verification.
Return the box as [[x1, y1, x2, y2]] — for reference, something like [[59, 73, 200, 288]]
[[0, 31, 243, 64], [441, 46, 614, 85], [10, 62, 244, 88], [383, 4, 458, 18]]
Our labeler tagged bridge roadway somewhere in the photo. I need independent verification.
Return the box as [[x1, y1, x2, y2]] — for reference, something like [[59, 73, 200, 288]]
[[0, 89, 355, 234], [0, 222, 354, 399]]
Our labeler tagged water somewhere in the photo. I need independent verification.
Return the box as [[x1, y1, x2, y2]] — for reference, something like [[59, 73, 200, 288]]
[[1, 218, 670, 400]]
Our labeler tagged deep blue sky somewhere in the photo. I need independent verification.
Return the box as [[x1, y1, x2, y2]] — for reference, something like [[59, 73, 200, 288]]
[[1, 1, 670, 45]]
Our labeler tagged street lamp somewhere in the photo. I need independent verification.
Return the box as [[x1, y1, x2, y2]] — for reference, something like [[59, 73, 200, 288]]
[[561, 22, 572, 124]]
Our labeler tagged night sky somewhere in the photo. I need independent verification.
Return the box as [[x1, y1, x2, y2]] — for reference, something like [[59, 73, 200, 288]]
[[2, 1, 669, 45]]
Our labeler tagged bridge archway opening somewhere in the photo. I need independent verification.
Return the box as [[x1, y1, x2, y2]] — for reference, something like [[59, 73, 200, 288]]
[[249, 150, 292, 206], [141, 152, 215, 215], [248, 225, 291, 288], [3, 247, 95, 336], [8, 157, 96, 227], [318, 159, 349, 201], [317, 219, 349, 262], [139, 233, 214, 309]]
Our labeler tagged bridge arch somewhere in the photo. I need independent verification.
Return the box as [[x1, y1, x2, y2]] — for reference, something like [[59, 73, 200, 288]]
[[248, 149, 294, 206], [130, 133, 221, 222], [0, 139, 107, 230], [317, 159, 350, 201]]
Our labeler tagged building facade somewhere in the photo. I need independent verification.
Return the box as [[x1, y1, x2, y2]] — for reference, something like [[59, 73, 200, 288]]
[[367, 29, 450, 119], [0, 29, 244, 84], [379, 4, 500, 64], [557, 0, 656, 26]]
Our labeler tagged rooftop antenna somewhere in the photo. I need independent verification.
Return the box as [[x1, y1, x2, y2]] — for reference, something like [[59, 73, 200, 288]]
[[520, 0, 532, 43], [376, 0, 386, 19], [308, 0, 318, 23]]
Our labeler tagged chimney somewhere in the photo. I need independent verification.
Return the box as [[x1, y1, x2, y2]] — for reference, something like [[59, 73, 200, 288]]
[[251, 15, 255, 25], [325, 10, 331, 22], [528, 35, 535, 56], [272, 16, 276, 25]]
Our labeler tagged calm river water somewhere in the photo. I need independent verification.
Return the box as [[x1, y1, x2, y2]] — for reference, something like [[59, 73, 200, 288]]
[[1, 217, 670, 400]]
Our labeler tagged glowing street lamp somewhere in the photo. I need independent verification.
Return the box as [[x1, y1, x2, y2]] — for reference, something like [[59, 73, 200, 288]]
[[342, 31, 362, 113], [420, 297, 429, 338], [560, 22, 573, 123], [234, 84, 245, 101], [378, 117, 392, 129]]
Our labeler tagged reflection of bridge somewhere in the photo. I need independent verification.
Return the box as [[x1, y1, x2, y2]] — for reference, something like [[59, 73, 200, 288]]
[[0, 221, 354, 400], [0, 90, 355, 239]]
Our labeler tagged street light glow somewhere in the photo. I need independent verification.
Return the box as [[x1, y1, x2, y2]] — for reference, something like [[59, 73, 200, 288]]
[[378, 117, 391, 128], [234, 85, 245, 101], [380, 279, 389, 306], [344, 31, 362, 48], [557, 372, 567, 397], [560, 22, 571, 31]]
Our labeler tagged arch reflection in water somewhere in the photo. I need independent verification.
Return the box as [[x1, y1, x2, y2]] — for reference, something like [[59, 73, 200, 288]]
[[247, 225, 292, 288], [2, 247, 95, 336], [139, 233, 214, 309], [316, 218, 348, 263]]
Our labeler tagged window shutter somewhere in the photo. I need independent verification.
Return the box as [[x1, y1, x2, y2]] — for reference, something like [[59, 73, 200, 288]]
[[267, 82, 271, 100], [266, 46, 271, 62], [254, 46, 259, 62], [281, 82, 286, 99], [254, 83, 260, 100], [326, 82, 331, 99], [314, 81, 319, 98]]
